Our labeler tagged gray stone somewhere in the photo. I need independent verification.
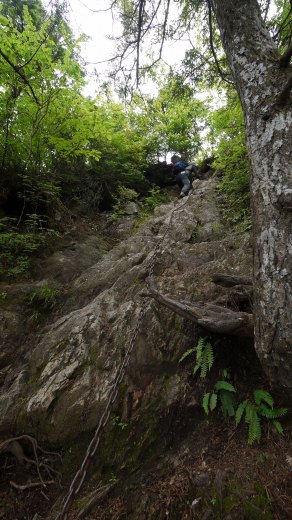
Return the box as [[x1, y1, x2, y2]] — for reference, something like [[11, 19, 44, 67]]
[[123, 201, 139, 215], [0, 178, 252, 444]]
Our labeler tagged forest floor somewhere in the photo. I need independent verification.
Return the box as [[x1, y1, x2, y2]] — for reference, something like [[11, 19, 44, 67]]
[[0, 392, 291, 519]]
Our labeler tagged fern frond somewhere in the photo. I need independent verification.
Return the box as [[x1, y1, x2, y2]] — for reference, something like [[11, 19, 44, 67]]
[[247, 406, 261, 445], [196, 337, 205, 358], [254, 389, 274, 407], [202, 393, 210, 415], [194, 338, 214, 378], [235, 399, 249, 426], [272, 420, 284, 435], [206, 342, 214, 372], [258, 405, 288, 419], [179, 347, 196, 363], [200, 354, 209, 378], [193, 361, 201, 375], [210, 392, 218, 412], [245, 402, 254, 424], [219, 390, 236, 417], [193, 338, 205, 374], [215, 380, 236, 392], [221, 369, 231, 380]]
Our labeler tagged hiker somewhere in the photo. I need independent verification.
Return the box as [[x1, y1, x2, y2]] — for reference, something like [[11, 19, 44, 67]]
[[171, 155, 198, 197]]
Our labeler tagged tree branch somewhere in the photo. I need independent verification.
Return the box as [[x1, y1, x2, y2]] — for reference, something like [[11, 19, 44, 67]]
[[263, 0, 271, 21], [158, 0, 171, 63], [0, 49, 40, 105], [136, 0, 146, 85], [206, 0, 234, 85], [272, 5, 292, 42], [10, 480, 54, 491]]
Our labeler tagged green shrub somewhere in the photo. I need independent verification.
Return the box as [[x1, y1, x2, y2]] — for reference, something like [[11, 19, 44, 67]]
[[27, 283, 59, 310], [144, 187, 169, 210], [209, 90, 251, 227], [26, 283, 60, 322], [0, 216, 59, 280], [0, 229, 45, 279]]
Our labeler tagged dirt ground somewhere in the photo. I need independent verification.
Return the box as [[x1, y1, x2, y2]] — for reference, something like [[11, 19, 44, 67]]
[[0, 383, 291, 520]]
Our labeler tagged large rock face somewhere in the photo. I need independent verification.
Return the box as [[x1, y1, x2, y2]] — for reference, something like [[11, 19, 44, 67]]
[[0, 178, 252, 445]]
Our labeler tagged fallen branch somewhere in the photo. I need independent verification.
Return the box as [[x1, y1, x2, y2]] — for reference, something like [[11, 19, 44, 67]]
[[10, 479, 54, 491], [142, 284, 253, 337]]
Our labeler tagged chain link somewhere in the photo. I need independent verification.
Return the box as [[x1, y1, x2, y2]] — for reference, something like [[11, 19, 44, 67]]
[[55, 195, 190, 520]]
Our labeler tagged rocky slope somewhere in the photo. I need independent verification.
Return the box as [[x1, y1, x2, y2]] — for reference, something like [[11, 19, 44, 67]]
[[0, 177, 252, 444], [1, 176, 290, 520]]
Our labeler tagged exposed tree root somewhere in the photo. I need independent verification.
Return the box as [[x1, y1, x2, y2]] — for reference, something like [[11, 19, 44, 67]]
[[76, 482, 117, 519], [142, 275, 254, 337], [0, 435, 62, 489]]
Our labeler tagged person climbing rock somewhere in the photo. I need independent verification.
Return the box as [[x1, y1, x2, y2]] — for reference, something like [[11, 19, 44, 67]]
[[171, 155, 198, 197]]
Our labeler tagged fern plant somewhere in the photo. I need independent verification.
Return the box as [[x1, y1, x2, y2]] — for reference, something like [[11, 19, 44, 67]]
[[235, 390, 287, 445], [203, 379, 236, 417], [179, 337, 214, 378]]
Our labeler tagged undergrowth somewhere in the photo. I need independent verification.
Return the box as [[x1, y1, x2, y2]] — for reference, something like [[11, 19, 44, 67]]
[[26, 283, 60, 322], [180, 338, 288, 445], [0, 216, 59, 280]]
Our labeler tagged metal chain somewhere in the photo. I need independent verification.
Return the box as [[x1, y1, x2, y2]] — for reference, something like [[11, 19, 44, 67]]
[[55, 195, 190, 520]]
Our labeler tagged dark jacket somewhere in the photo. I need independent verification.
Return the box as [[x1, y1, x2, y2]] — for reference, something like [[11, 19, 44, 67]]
[[173, 160, 188, 175]]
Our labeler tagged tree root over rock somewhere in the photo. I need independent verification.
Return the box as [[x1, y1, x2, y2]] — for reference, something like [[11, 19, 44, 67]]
[[0, 435, 62, 489], [142, 274, 253, 337], [76, 481, 117, 519]]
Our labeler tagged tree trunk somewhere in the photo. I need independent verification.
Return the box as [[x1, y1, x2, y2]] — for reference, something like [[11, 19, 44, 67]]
[[211, 0, 292, 389]]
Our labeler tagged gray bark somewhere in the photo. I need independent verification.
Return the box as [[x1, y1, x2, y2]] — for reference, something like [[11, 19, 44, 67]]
[[211, 0, 292, 388], [142, 285, 254, 337]]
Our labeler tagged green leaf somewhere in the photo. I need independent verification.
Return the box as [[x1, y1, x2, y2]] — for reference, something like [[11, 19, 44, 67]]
[[254, 389, 274, 407], [209, 392, 218, 412], [196, 337, 205, 360], [193, 338, 214, 378], [258, 405, 288, 419], [215, 380, 236, 392], [247, 407, 261, 445], [179, 347, 196, 363], [0, 14, 8, 25], [206, 342, 214, 371], [219, 390, 236, 417], [272, 420, 284, 435], [235, 399, 248, 426]]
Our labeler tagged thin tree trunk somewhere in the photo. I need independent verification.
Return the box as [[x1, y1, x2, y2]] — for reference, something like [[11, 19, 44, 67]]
[[211, 0, 292, 389]]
